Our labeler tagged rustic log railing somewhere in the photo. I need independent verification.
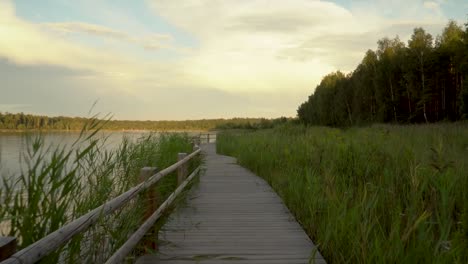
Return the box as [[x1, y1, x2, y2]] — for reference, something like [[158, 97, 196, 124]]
[[0, 145, 202, 264]]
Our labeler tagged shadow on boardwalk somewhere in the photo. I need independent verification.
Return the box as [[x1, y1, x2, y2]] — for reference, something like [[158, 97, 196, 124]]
[[137, 143, 325, 264]]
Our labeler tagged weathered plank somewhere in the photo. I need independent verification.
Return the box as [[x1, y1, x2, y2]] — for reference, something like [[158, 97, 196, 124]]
[[105, 167, 201, 264], [137, 143, 325, 264]]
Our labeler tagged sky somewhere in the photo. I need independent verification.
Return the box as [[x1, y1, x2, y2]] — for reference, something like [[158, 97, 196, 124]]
[[0, 0, 467, 120]]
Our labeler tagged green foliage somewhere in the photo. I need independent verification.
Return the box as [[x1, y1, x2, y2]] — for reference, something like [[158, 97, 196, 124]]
[[0, 120, 197, 262], [217, 123, 468, 263], [215, 117, 291, 130], [0, 112, 278, 132], [298, 19, 468, 125]]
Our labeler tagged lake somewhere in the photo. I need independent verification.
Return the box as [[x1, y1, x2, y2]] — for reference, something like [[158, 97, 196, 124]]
[[0, 131, 152, 179]]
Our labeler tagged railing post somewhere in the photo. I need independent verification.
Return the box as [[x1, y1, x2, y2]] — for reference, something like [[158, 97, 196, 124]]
[[177, 153, 188, 186], [207, 134, 210, 143], [139, 167, 158, 250], [140, 167, 158, 219], [193, 144, 200, 152], [0, 237, 16, 262]]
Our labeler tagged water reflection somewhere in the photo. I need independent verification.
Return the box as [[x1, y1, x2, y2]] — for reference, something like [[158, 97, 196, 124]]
[[0, 131, 150, 178]]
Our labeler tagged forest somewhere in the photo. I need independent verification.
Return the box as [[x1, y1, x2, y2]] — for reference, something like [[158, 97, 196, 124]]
[[298, 20, 468, 126], [0, 112, 284, 131]]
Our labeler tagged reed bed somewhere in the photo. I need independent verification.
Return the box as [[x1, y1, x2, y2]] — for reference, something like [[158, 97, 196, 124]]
[[217, 123, 468, 263], [0, 119, 198, 263]]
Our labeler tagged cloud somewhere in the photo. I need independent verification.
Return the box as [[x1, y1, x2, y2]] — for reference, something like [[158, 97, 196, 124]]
[[0, 3, 130, 75], [149, 0, 453, 73], [0, 1, 195, 97], [0, 0, 462, 119], [229, 13, 316, 33], [0, 59, 299, 119], [141, 35, 173, 50], [424, 1, 440, 10], [277, 33, 375, 69], [43, 22, 129, 40], [42, 22, 173, 51], [148, 0, 364, 39], [146, 0, 365, 94], [0, 104, 31, 112], [225, 3, 354, 34]]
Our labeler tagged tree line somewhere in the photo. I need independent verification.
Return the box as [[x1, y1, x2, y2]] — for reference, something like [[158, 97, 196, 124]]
[[298, 20, 468, 126], [0, 112, 274, 131], [215, 117, 290, 130]]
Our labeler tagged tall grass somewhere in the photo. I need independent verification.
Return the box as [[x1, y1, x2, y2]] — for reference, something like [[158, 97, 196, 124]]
[[0, 119, 198, 263], [217, 123, 468, 263]]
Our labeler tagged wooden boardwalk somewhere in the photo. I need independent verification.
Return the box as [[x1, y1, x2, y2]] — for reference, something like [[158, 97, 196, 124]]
[[137, 143, 325, 264]]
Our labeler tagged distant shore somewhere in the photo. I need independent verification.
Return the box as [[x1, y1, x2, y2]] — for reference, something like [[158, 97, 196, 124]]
[[0, 112, 269, 133], [0, 129, 213, 133]]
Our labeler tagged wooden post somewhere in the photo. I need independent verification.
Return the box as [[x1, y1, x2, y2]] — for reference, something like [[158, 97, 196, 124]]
[[140, 167, 158, 219], [207, 134, 210, 143], [177, 153, 188, 186], [0, 237, 16, 262], [139, 167, 158, 250], [192, 141, 198, 153]]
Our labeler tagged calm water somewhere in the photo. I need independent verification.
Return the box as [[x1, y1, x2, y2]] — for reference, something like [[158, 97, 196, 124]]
[[0, 131, 150, 178]]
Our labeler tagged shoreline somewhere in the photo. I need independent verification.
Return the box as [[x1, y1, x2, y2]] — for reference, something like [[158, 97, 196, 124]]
[[0, 129, 214, 133]]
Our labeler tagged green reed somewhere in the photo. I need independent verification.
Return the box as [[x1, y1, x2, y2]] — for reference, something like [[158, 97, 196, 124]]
[[0, 118, 197, 263], [217, 123, 468, 264]]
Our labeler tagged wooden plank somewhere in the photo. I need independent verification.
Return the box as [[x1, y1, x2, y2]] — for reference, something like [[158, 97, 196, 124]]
[[137, 259, 326, 264], [137, 143, 326, 264], [105, 167, 201, 264]]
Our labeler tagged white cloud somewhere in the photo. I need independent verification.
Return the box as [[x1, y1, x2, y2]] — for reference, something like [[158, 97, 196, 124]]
[[147, 0, 453, 95], [147, 0, 367, 93], [423, 1, 440, 10], [42, 22, 173, 51], [0, 0, 459, 118], [0, 3, 129, 76], [43, 22, 129, 40], [0, 104, 31, 112], [0, 1, 194, 96]]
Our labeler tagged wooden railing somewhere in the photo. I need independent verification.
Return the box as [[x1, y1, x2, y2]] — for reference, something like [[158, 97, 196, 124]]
[[193, 133, 217, 144], [0, 146, 202, 264]]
